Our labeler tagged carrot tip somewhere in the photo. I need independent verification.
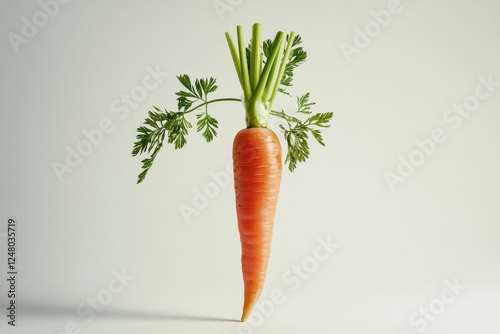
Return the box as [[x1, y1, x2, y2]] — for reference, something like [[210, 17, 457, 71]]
[[240, 295, 258, 322], [240, 309, 248, 322], [240, 309, 250, 322]]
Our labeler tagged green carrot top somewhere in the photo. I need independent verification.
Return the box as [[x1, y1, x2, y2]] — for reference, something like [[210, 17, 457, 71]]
[[132, 23, 333, 183]]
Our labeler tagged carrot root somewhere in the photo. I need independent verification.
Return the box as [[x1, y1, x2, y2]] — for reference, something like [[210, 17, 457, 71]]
[[233, 127, 282, 322]]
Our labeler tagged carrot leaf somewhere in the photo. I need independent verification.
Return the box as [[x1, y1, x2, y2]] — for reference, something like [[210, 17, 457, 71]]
[[132, 108, 194, 183], [196, 111, 218, 142], [132, 74, 240, 183], [296, 92, 314, 114], [133, 24, 332, 183], [270, 93, 333, 172], [175, 75, 219, 110]]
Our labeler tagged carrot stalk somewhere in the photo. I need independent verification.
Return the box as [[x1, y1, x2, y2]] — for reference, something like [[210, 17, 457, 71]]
[[233, 127, 282, 322]]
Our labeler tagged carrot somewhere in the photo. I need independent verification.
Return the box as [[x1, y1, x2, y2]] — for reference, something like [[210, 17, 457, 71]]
[[132, 23, 332, 322], [233, 127, 282, 321]]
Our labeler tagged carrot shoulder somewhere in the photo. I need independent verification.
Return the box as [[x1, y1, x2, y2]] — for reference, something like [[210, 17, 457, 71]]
[[233, 127, 282, 322]]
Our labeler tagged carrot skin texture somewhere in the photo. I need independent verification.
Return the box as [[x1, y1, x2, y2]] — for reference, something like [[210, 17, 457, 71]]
[[233, 127, 282, 322]]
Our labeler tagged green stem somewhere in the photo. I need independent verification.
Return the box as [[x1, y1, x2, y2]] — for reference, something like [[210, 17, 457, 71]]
[[253, 31, 284, 101], [225, 32, 244, 92], [184, 97, 241, 114], [250, 23, 261, 90], [270, 109, 301, 124], [269, 32, 295, 106], [237, 26, 251, 100], [225, 24, 296, 128], [263, 36, 285, 102]]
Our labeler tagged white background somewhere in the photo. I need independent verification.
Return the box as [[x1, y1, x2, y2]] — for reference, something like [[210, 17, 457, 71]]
[[1, 0, 500, 333]]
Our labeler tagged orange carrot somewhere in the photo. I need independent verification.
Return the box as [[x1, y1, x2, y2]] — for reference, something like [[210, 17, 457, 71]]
[[132, 23, 332, 322], [233, 127, 282, 321]]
